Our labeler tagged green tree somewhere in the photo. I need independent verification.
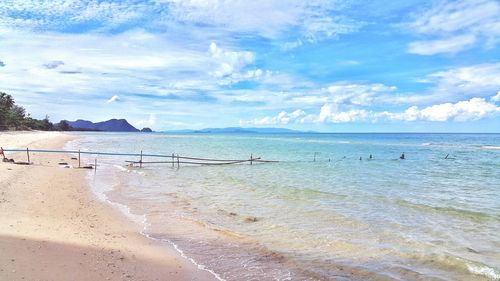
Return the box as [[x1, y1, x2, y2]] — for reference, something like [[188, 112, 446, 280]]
[[42, 115, 53, 131], [57, 120, 71, 131], [9, 105, 26, 129], [0, 92, 15, 130], [0, 92, 54, 131]]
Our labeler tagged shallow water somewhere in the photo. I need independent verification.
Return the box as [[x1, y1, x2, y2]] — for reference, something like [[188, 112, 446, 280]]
[[68, 133, 500, 280]]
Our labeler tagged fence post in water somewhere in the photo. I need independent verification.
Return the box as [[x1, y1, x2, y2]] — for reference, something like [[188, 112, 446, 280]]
[[140, 150, 143, 168], [172, 153, 174, 168], [26, 148, 30, 164], [177, 154, 180, 168], [250, 153, 253, 165], [78, 149, 81, 168]]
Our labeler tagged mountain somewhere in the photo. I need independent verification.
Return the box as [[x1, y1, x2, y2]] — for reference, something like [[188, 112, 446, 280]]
[[141, 127, 153, 132], [165, 127, 312, 134], [64, 119, 139, 132]]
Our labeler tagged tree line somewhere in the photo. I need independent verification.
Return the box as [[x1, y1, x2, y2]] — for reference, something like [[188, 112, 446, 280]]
[[0, 92, 70, 131]]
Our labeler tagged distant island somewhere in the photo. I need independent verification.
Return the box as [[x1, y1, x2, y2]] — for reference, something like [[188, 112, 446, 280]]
[[2, 92, 306, 134], [165, 127, 314, 134], [63, 119, 152, 132]]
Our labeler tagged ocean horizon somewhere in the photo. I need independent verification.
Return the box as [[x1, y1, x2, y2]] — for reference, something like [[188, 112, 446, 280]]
[[67, 132, 500, 280]]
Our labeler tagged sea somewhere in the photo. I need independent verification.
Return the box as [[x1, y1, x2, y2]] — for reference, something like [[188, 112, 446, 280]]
[[67, 132, 500, 281]]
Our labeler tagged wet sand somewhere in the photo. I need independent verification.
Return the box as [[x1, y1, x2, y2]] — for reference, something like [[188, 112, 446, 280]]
[[0, 131, 214, 281]]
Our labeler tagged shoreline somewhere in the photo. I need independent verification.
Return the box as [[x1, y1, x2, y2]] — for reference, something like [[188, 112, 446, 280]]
[[0, 131, 214, 281]]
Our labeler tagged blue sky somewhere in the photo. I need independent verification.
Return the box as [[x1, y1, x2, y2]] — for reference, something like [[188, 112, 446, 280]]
[[0, 0, 499, 132]]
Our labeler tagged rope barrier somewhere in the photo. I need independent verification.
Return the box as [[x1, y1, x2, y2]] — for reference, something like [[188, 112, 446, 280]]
[[2, 148, 280, 167]]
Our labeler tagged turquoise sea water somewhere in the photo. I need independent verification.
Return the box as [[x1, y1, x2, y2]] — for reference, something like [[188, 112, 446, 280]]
[[68, 133, 500, 280]]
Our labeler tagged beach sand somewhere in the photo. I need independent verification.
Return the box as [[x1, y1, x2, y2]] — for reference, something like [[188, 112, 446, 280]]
[[0, 131, 214, 281]]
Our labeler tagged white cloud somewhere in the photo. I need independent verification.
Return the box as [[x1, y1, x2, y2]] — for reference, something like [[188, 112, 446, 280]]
[[135, 113, 157, 129], [427, 63, 500, 100], [391, 63, 500, 104], [0, 29, 255, 100], [408, 34, 476, 55], [0, 28, 260, 122], [386, 97, 500, 122], [408, 0, 500, 55], [326, 83, 397, 106], [106, 95, 120, 104], [240, 109, 305, 126], [281, 40, 303, 51], [317, 103, 370, 123], [247, 96, 500, 125], [280, 82, 397, 109], [160, 0, 362, 40], [0, 1, 361, 43], [491, 91, 500, 102], [209, 42, 254, 78], [0, 0, 147, 31]]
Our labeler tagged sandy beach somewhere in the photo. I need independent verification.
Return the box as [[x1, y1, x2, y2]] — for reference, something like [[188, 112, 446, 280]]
[[0, 131, 214, 281]]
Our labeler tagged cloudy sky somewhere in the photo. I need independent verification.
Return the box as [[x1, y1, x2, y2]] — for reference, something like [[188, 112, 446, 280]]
[[0, 0, 499, 132]]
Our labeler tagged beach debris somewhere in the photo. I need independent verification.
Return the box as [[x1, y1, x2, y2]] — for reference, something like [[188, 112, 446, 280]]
[[261, 251, 285, 262], [3, 158, 15, 163], [58, 162, 68, 165], [244, 216, 258, 223], [466, 247, 480, 254], [71, 157, 78, 160], [229, 212, 238, 216], [14, 161, 30, 165]]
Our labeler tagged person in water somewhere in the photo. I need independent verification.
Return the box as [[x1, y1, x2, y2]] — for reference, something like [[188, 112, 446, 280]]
[[400, 153, 405, 160], [369, 154, 373, 160]]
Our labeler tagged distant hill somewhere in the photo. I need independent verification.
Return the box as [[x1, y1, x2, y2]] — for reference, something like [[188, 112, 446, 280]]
[[64, 119, 140, 132], [165, 127, 312, 134]]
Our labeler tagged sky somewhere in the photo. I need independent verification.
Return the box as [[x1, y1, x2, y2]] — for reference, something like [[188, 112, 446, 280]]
[[0, 0, 499, 132]]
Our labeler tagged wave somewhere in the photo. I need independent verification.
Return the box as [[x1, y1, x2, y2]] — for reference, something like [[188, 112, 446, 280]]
[[467, 264, 500, 280], [410, 252, 500, 280], [140, 223, 227, 281], [394, 199, 499, 222], [482, 146, 500, 150]]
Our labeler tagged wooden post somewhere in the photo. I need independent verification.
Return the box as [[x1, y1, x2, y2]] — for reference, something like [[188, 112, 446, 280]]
[[250, 153, 253, 165], [26, 148, 30, 164], [140, 150, 143, 168], [94, 158, 97, 174], [176, 154, 180, 168], [78, 149, 81, 168], [172, 153, 174, 168]]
